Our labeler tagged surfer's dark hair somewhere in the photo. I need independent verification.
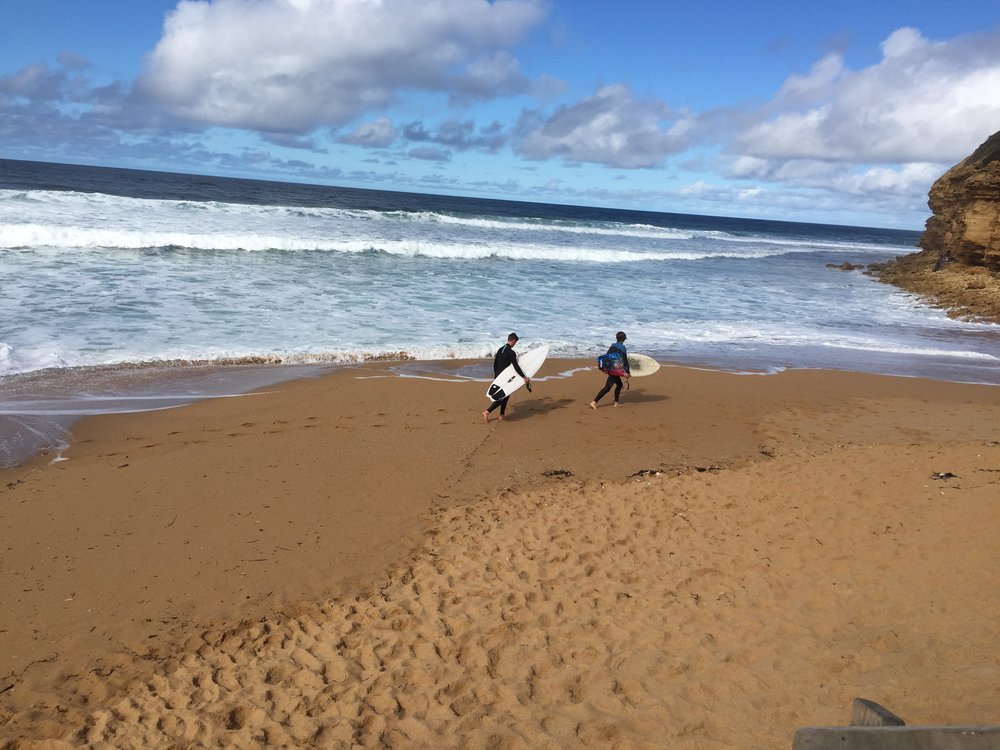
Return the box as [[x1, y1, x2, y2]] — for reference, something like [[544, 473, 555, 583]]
[[508, 332, 519, 341], [616, 331, 627, 341]]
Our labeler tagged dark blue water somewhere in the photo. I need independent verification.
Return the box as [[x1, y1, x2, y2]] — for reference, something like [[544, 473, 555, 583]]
[[0, 158, 919, 247]]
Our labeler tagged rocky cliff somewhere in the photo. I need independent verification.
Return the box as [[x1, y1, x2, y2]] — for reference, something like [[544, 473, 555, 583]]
[[920, 129, 1000, 269], [868, 129, 1000, 322]]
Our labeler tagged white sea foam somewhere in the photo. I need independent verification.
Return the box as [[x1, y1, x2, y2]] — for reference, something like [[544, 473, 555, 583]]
[[411, 211, 701, 240], [2, 176, 997, 385], [0, 188, 912, 258], [820, 340, 999, 360], [650, 319, 996, 357], [0, 222, 808, 262]]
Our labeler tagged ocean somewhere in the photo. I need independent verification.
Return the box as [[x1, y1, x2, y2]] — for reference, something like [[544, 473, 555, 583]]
[[1, 158, 998, 466]]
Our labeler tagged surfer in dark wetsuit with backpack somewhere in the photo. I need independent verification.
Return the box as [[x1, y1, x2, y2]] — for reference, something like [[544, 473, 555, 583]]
[[590, 331, 630, 409], [483, 332, 530, 423]]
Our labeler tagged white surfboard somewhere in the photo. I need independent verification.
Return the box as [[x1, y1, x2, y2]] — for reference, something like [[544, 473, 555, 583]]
[[627, 353, 660, 377], [486, 344, 548, 401]]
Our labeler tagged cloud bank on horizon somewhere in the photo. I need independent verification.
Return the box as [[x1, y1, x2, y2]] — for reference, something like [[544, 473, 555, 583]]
[[1, 0, 999, 228]]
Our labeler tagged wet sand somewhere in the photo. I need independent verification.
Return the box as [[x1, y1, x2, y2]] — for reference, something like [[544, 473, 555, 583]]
[[0, 363, 330, 468], [1, 360, 998, 748]]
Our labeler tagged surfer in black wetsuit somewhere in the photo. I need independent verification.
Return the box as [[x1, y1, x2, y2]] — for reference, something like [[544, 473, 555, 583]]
[[483, 332, 530, 423], [590, 331, 630, 409]]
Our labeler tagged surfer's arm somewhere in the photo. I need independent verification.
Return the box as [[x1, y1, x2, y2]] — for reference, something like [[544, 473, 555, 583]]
[[511, 356, 528, 380]]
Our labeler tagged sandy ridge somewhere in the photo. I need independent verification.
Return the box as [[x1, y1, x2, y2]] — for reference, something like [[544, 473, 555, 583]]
[[63, 442, 1000, 749], [2, 362, 999, 748]]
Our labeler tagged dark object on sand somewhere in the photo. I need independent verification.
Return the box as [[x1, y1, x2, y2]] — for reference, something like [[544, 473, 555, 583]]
[[849, 698, 905, 727], [792, 697, 1000, 749]]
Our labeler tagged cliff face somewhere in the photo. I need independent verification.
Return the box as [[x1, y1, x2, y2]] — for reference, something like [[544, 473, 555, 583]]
[[865, 130, 1000, 323], [919, 129, 1000, 270]]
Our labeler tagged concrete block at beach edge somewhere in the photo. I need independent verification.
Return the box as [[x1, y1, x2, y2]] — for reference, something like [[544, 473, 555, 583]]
[[792, 726, 1000, 749]]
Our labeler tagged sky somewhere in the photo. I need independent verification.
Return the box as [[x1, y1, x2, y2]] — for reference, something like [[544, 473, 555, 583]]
[[2, 1, 999, 229]]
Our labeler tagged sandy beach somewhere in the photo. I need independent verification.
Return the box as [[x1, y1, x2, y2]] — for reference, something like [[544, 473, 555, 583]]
[[1, 360, 998, 748]]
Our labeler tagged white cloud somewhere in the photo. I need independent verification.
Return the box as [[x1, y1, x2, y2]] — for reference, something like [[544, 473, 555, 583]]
[[0, 62, 67, 101], [737, 25, 1000, 164], [728, 155, 770, 179], [726, 152, 941, 195], [719, 24, 1000, 222], [777, 53, 845, 101], [678, 180, 714, 196], [829, 162, 942, 195], [516, 83, 694, 168], [453, 51, 531, 101], [408, 145, 451, 162], [399, 117, 508, 152], [881, 26, 926, 58], [138, 0, 547, 132], [338, 116, 397, 148]]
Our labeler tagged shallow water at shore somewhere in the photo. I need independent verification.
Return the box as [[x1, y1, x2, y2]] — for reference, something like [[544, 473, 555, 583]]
[[0, 363, 335, 468]]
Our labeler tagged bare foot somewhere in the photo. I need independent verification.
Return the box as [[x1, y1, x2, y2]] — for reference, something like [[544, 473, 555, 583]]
[[589, 401, 598, 410], [482, 410, 489, 424], [613, 402, 620, 408], [498, 415, 506, 421]]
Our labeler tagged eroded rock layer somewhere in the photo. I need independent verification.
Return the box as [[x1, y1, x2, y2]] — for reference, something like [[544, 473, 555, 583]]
[[868, 130, 1000, 322], [920, 129, 1000, 270]]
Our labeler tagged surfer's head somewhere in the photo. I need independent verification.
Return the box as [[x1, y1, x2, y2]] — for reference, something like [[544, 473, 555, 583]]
[[616, 331, 627, 342], [508, 332, 519, 345]]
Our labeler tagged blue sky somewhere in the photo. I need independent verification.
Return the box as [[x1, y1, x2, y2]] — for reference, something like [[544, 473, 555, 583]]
[[2, 1, 999, 228]]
